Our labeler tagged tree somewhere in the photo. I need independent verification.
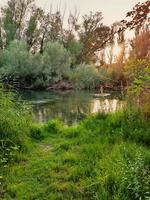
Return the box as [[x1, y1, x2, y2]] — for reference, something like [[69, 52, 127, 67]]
[[48, 11, 64, 42], [1, 0, 35, 46], [122, 1, 150, 34], [79, 12, 110, 63], [124, 59, 150, 117], [0, 17, 4, 49], [25, 7, 40, 51], [115, 22, 126, 66], [2, 6, 17, 45], [0, 40, 72, 88], [64, 9, 80, 44], [66, 39, 83, 65], [105, 22, 125, 65], [129, 30, 150, 60], [37, 10, 64, 54]]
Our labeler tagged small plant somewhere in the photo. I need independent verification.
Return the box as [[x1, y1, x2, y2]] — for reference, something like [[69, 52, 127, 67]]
[[44, 119, 63, 134], [0, 141, 19, 167], [30, 124, 44, 140], [120, 154, 150, 200]]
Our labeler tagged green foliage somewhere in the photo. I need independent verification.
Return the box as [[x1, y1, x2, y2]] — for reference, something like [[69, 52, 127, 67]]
[[1, 109, 150, 199], [26, 15, 38, 50], [121, 107, 150, 145], [3, 8, 17, 45], [0, 39, 116, 91], [0, 88, 31, 146], [124, 59, 150, 118], [0, 41, 31, 78], [68, 63, 101, 89], [121, 154, 150, 200], [30, 124, 45, 140], [0, 87, 31, 166], [124, 59, 150, 83], [0, 40, 115, 90], [42, 42, 71, 83], [44, 119, 63, 134], [0, 41, 71, 88], [66, 39, 83, 65], [0, 145, 19, 167]]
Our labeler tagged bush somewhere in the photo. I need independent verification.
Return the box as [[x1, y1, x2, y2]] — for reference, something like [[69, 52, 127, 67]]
[[0, 41, 71, 88], [44, 119, 63, 134], [68, 63, 100, 89], [124, 59, 150, 118], [30, 124, 44, 140], [124, 59, 150, 83], [0, 40, 31, 77], [0, 40, 41, 88], [42, 42, 71, 83]]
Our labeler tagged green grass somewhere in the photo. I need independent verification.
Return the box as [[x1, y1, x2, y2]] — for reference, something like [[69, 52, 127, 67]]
[[1, 112, 150, 200], [0, 87, 32, 168]]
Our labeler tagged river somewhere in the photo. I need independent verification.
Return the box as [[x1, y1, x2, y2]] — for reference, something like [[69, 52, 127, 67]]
[[19, 90, 125, 124]]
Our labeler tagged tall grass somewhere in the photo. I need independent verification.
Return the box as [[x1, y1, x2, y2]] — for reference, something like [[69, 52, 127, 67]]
[[0, 87, 31, 166]]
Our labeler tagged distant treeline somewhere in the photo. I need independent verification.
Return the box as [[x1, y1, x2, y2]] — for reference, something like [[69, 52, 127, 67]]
[[0, 0, 149, 90]]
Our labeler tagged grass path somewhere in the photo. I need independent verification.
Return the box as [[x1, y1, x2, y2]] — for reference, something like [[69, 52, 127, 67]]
[[3, 137, 63, 199]]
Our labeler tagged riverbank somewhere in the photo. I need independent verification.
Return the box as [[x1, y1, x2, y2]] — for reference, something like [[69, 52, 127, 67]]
[[3, 79, 126, 92], [1, 110, 150, 199]]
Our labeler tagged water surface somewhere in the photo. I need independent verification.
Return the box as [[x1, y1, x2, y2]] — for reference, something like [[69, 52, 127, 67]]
[[20, 90, 125, 124]]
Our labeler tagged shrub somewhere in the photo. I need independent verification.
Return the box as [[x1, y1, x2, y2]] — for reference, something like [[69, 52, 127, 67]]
[[42, 42, 71, 83], [120, 154, 150, 200], [0, 40, 41, 88], [44, 119, 63, 134], [68, 63, 100, 89], [124, 59, 150, 83], [30, 124, 44, 140], [0, 40, 31, 78], [124, 59, 150, 118], [0, 41, 71, 88]]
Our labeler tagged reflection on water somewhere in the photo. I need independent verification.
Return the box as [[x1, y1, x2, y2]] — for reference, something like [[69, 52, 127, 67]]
[[20, 90, 125, 124], [91, 99, 124, 113]]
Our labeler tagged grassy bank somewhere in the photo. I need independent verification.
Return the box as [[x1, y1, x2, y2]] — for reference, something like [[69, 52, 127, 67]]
[[1, 110, 150, 200]]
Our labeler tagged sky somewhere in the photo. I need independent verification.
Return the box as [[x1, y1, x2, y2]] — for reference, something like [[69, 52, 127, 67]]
[[0, 0, 146, 26]]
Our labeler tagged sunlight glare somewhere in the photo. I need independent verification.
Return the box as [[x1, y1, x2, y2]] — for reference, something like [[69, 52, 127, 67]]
[[113, 45, 122, 57]]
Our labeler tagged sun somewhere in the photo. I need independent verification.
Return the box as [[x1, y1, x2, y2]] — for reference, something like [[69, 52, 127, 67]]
[[113, 45, 122, 57]]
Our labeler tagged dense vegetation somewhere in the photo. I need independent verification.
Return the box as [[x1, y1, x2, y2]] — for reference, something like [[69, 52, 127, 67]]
[[0, 41, 71, 88], [0, 0, 149, 90], [0, 87, 31, 167]]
